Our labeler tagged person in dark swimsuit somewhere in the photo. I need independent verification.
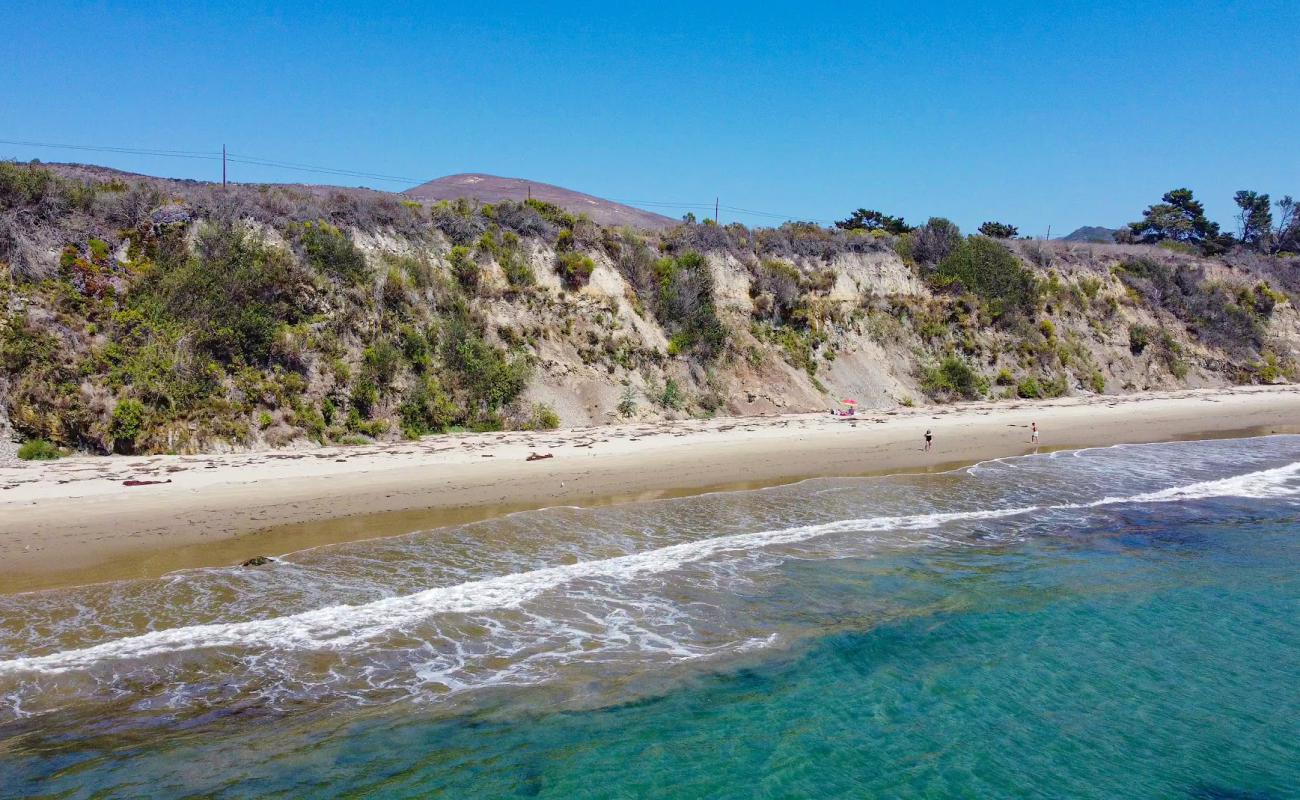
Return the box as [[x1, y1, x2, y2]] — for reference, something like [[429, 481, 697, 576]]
[[924, 429, 932, 451]]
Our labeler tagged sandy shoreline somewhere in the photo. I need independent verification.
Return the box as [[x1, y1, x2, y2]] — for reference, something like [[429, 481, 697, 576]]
[[2, 385, 1299, 593]]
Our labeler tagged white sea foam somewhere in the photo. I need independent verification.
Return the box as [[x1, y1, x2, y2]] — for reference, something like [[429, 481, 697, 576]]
[[1093, 460, 1300, 505], [2, 460, 1297, 678]]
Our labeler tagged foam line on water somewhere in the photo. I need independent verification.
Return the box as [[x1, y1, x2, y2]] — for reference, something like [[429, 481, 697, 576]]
[[1092, 460, 1300, 505], [3, 461, 1297, 677], [0, 508, 1034, 675]]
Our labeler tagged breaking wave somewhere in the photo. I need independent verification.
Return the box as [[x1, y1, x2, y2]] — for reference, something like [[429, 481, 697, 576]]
[[4, 458, 1297, 680]]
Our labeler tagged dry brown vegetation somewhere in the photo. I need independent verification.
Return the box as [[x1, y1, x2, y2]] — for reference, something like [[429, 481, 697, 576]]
[[2, 161, 1297, 456]]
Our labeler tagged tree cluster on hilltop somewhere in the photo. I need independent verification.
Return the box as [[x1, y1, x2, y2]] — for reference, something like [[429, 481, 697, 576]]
[[835, 186, 1300, 257], [1118, 187, 1299, 256]]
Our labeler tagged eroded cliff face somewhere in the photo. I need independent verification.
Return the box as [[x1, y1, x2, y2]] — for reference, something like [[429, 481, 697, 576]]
[[1, 163, 1296, 454], [500, 246, 914, 423], [348, 229, 1297, 428]]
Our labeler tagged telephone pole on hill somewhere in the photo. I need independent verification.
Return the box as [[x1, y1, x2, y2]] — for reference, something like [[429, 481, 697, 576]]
[[222, 144, 227, 186], [715, 197, 719, 224]]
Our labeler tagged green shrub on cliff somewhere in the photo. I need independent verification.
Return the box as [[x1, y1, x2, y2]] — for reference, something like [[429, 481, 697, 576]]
[[556, 251, 595, 289], [931, 236, 1038, 321], [110, 398, 146, 451], [750, 259, 803, 323], [449, 245, 479, 291], [1016, 376, 1043, 398], [1, 316, 59, 373], [135, 224, 312, 365], [651, 251, 727, 359], [440, 320, 532, 415], [17, 439, 61, 460], [525, 403, 561, 430], [479, 227, 534, 287], [399, 376, 457, 438], [295, 220, 368, 284], [1115, 258, 1268, 357], [362, 341, 402, 389], [1128, 325, 1151, 354], [922, 353, 988, 401]]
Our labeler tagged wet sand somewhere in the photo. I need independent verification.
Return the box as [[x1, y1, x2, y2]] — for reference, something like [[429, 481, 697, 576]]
[[2, 386, 1299, 593]]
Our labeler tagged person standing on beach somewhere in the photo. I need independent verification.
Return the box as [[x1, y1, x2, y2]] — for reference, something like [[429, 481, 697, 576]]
[[1031, 422, 1039, 444], [924, 429, 933, 451]]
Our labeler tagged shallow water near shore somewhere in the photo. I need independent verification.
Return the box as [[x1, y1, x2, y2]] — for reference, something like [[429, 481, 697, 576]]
[[1, 436, 1298, 797]]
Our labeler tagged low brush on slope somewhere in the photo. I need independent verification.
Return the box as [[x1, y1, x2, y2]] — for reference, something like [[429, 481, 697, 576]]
[[0, 161, 1297, 455]]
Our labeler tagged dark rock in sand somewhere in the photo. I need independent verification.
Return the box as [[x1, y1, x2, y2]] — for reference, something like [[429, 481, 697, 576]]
[[241, 556, 275, 567]]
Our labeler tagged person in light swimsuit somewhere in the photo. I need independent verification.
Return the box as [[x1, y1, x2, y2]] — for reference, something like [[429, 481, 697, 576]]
[[1031, 421, 1039, 444]]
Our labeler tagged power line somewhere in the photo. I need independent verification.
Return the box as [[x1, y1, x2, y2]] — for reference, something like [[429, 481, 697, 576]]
[[1, 137, 831, 225], [225, 152, 426, 185], [721, 203, 836, 225], [0, 138, 421, 184], [605, 197, 717, 209], [0, 138, 222, 160]]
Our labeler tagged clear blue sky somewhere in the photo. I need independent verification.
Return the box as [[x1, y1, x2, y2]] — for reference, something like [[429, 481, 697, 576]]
[[4, 0, 1297, 234]]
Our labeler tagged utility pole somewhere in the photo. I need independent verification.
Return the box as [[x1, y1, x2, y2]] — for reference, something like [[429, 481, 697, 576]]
[[1045, 225, 1051, 241], [222, 144, 227, 187], [715, 197, 719, 224], [527, 184, 531, 201]]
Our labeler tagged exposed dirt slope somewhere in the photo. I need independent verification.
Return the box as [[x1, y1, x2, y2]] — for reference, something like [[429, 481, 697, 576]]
[[1, 162, 1296, 456]]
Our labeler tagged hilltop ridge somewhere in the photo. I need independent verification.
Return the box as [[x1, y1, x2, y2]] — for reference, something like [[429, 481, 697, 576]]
[[1062, 226, 1118, 243], [17, 163, 680, 230], [404, 173, 678, 230]]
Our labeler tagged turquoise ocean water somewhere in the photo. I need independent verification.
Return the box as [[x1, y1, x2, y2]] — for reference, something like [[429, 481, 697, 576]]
[[1, 436, 1297, 798]]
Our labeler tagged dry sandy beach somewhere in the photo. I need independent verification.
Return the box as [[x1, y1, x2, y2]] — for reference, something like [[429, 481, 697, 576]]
[[2, 385, 1299, 593]]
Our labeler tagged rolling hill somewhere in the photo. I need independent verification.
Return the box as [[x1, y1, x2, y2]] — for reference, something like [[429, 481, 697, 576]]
[[404, 173, 677, 230], [1062, 225, 1118, 243]]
